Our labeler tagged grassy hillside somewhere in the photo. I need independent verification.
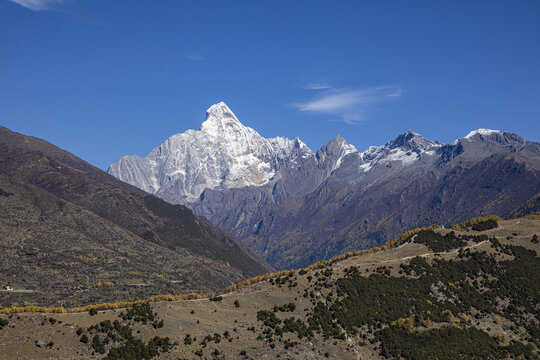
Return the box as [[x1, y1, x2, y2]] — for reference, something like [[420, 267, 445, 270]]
[[0, 127, 267, 308], [1, 218, 538, 359]]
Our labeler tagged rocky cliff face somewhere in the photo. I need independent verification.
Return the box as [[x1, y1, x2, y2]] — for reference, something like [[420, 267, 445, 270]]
[[109, 103, 540, 269]]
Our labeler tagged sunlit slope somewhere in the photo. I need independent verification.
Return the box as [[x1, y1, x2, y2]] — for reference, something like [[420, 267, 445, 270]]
[[1, 218, 538, 359]]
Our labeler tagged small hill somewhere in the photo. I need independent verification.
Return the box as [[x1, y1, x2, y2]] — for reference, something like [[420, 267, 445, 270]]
[[507, 192, 540, 218], [0, 126, 267, 308], [1, 218, 538, 359]]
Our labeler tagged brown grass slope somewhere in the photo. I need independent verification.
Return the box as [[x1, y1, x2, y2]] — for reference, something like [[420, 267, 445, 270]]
[[0, 126, 266, 308], [0, 218, 538, 359]]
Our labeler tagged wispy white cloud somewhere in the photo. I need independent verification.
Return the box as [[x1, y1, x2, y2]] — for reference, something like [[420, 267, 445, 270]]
[[302, 82, 332, 90], [183, 52, 204, 61], [294, 86, 401, 124], [387, 89, 402, 98], [9, 0, 69, 11], [10, 0, 107, 26]]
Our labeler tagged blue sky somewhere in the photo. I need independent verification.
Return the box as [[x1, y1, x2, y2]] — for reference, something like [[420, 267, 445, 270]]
[[1, 0, 539, 169]]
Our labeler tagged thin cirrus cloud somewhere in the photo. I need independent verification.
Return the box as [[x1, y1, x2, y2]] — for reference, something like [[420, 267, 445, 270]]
[[294, 86, 402, 124], [302, 82, 332, 90], [183, 52, 205, 61], [9, 0, 69, 11]]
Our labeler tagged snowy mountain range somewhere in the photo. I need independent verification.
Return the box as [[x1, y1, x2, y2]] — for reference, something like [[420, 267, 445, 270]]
[[109, 102, 540, 269], [109, 102, 451, 203]]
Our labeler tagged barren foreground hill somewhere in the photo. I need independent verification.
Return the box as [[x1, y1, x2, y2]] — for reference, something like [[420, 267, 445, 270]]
[[1, 218, 538, 359]]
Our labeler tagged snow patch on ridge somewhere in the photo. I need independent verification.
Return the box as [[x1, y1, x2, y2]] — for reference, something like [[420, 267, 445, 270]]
[[387, 148, 419, 166], [465, 128, 501, 139], [450, 128, 502, 145], [332, 142, 358, 172]]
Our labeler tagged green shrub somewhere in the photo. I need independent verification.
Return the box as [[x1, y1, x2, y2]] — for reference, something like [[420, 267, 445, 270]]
[[414, 230, 466, 252], [472, 219, 498, 231], [377, 325, 533, 359], [257, 311, 281, 328], [104, 336, 174, 360], [121, 303, 155, 324]]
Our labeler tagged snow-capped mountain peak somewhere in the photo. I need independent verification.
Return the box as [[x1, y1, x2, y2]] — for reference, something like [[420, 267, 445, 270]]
[[206, 101, 234, 117], [316, 135, 359, 172], [386, 129, 440, 151], [199, 102, 245, 137], [108, 102, 310, 204], [326, 135, 358, 154], [356, 130, 442, 172]]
